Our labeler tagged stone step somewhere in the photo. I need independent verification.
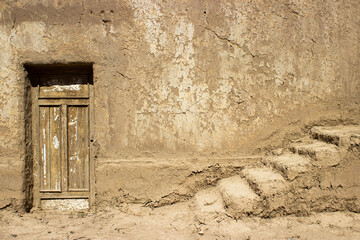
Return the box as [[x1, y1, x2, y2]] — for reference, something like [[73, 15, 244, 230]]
[[262, 153, 311, 181], [242, 167, 287, 196], [311, 125, 360, 147], [217, 175, 260, 218], [290, 141, 342, 167]]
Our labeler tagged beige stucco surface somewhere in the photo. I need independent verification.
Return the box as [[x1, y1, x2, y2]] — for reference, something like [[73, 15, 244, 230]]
[[0, 0, 359, 209]]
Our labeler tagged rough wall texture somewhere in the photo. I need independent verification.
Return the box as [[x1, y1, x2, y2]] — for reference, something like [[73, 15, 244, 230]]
[[0, 0, 359, 209]]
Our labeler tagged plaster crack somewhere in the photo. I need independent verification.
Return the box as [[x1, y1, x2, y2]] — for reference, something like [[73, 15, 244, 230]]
[[291, 10, 304, 17], [205, 27, 241, 48], [203, 26, 256, 58], [116, 71, 132, 81]]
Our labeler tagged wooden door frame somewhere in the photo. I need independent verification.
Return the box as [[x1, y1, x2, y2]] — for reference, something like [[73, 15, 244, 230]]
[[25, 64, 95, 209]]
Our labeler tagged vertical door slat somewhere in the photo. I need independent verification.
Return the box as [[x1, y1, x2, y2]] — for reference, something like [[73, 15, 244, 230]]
[[68, 106, 89, 190], [39, 107, 50, 191], [49, 106, 62, 191], [61, 105, 68, 192]]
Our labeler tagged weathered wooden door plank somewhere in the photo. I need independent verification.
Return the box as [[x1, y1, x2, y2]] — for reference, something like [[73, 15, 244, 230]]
[[61, 105, 68, 192], [49, 106, 62, 191], [39, 106, 50, 191], [67, 106, 90, 191]]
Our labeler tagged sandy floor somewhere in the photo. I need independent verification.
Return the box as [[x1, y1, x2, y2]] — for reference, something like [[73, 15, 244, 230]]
[[1, 203, 360, 240]]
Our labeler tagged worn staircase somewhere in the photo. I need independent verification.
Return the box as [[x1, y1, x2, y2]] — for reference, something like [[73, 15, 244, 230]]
[[192, 125, 360, 218]]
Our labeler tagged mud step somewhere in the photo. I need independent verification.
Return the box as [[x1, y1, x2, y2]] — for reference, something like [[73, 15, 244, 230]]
[[217, 175, 260, 217], [290, 141, 342, 167], [193, 187, 225, 214], [262, 154, 311, 181], [311, 125, 360, 147], [242, 167, 287, 196]]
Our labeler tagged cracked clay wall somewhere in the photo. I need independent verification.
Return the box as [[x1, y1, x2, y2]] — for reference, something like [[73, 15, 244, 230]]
[[0, 0, 360, 208]]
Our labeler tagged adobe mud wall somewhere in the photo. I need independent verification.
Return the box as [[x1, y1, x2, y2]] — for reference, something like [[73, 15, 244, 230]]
[[0, 0, 359, 209]]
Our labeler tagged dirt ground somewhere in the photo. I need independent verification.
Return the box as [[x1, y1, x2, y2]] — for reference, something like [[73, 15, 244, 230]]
[[1, 203, 360, 240]]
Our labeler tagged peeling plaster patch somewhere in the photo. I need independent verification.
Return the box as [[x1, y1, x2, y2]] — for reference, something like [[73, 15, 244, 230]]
[[0, 29, 13, 70], [10, 21, 48, 53], [134, 18, 222, 150], [130, 0, 167, 55], [222, 2, 248, 47], [172, 18, 197, 112], [0, 25, 19, 148]]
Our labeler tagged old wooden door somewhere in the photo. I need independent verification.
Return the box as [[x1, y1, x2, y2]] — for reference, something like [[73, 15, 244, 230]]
[[28, 65, 94, 209], [39, 104, 89, 193]]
